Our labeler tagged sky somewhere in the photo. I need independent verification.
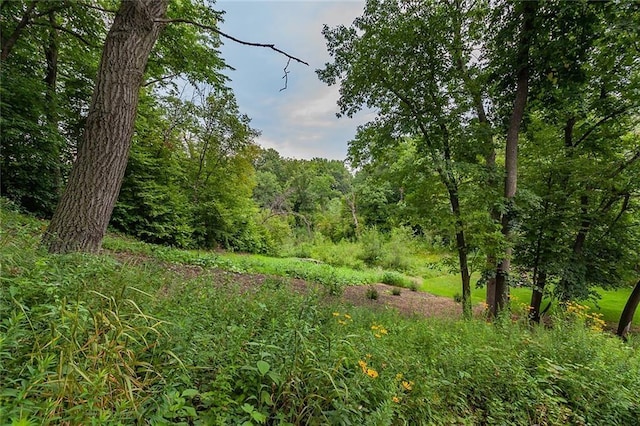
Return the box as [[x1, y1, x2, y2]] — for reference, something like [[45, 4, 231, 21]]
[[217, 1, 372, 160]]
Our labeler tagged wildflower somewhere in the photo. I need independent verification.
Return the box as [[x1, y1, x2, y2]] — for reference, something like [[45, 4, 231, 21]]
[[395, 373, 403, 381], [358, 360, 367, 373], [332, 312, 340, 317], [366, 368, 379, 378], [392, 396, 400, 403], [374, 333, 381, 338], [338, 320, 347, 325], [402, 380, 414, 391], [344, 313, 352, 319]]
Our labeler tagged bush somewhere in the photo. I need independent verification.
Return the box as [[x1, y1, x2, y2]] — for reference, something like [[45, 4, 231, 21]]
[[381, 271, 413, 288], [358, 228, 385, 266]]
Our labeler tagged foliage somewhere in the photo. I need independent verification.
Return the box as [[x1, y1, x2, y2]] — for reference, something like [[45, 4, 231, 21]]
[[2, 204, 640, 424]]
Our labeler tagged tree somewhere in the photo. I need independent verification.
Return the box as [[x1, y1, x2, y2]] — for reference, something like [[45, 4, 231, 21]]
[[1, 0, 105, 216], [318, 0, 500, 318], [511, 1, 640, 321], [488, 1, 538, 315], [43, 0, 170, 253], [39, 0, 306, 253], [618, 280, 640, 341]]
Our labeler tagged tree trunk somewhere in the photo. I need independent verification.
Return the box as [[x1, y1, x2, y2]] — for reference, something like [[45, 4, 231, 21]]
[[493, 1, 537, 316], [43, 0, 168, 253], [1, 1, 38, 61], [448, 184, 472, 319], [44, 9, 62, 198], [529, 271, 546, 323], [617, 279, 640, 341]]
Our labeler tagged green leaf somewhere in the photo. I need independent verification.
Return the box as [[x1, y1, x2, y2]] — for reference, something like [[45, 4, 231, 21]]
[[181, 388, 199, 398], [251, 410, 267, 423], [256, 360, 270, 376], [260, 390, 273, 406]]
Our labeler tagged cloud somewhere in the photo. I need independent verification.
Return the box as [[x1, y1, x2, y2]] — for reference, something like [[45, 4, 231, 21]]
[[218, 1, 370, 160]]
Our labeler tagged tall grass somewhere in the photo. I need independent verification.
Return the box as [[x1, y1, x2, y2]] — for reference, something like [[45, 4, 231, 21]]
[[2, 201, 639, 424]]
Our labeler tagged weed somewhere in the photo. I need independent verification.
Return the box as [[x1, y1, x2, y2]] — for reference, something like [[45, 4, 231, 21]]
[[366, 286, 379, 300]]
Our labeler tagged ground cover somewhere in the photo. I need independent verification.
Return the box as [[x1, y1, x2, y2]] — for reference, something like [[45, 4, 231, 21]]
[[2, 204, 639, 424]]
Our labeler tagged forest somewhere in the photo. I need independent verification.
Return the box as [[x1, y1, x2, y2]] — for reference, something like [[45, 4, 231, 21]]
[[1, 0, 640, 424]]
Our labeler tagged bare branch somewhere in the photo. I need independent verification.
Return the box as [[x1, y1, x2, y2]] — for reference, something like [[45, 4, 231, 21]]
[[154, 18, 309, 66], [280, 57, 291, 92]]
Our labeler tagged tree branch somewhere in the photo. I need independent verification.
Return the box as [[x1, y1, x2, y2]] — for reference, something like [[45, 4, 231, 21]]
[[77, 2, 117, 14], [573, 106, 633, 148], [144, 73, 182, 87], [30, 21, 97, 47], [280, 57, 291, 92], [154, 18, 309, 66]]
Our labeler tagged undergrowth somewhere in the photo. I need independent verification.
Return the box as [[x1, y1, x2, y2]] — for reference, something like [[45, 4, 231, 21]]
[[2, 202, 639, 425]]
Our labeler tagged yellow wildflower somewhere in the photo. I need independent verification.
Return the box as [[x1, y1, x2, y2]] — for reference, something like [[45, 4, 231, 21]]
[[374, 333, 381, 338], [366, 368, 379, 378], [392, 396, 400, 403], [358, 360, 367, 373], [395, 373, 403, 381], [344, 313, 352, 319], [402, 380, 414, 391], [332, 312, 340, 317], [338, 320, 347, 325]]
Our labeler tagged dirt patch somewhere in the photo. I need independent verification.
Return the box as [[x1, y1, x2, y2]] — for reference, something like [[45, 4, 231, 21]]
[[108, 250, 477, 319], [342, 283, 484, 319]]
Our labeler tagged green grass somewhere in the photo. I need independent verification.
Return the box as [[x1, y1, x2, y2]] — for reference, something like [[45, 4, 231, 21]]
[[104, 230, 639, 325], [2, 202, 640, 424], [421, 273, 640, 325]]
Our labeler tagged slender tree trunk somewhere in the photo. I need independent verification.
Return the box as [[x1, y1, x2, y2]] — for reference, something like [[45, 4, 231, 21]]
[[1, 0, 38, 61], [43, 0, 168, 253], [493, 1, 537, 316], [617, 279, 640, 341], [448, 184, 472, 319], [44, 9, 62, 198], [529, 271, 547, 323]]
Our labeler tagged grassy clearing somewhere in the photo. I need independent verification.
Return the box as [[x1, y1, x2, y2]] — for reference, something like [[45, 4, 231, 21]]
[[420, 273, 640, 325], [2, 205, 640, 424]]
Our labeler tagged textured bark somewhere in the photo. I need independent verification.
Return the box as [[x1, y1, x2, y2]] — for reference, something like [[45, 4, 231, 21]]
[[493, 1, 537, 316], [43, 0, 168, 253], [617, 280, 640, 341]]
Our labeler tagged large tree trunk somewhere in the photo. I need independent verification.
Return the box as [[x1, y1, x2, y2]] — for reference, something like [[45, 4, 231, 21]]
[[617, 279, 640, 341], [492, 1, 537, 316], [43, 0, 168, 253]]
